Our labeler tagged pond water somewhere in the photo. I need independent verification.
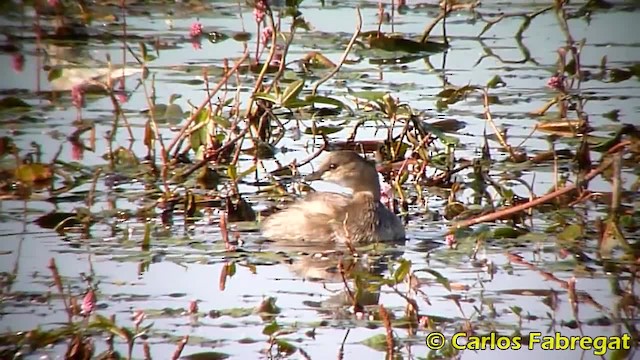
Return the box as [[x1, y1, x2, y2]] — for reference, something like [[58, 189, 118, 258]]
[[1, 0, 639, 359]]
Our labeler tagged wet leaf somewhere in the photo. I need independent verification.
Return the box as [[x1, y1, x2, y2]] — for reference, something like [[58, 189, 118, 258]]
[[232, 32, 252, 42], [368, 34, 447, 54]]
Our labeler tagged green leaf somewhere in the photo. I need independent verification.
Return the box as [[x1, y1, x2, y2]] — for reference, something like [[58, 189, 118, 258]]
[[262, 321, 280, 336], [180, 352, 230, 360], [304, 95, 347, 109], [303, 126, 342, 135], [393, 258, 411, 283], [486, 75, 506, 88], [227, 164, 237, 181], [348, 89, 388, 102], [212, 116, 232, 129], [253, 92, 278, 104], [415, 268, 451, 291], [281, 79, 305, 106], [48, 68, 63, 82], [361, 334, 388, 352], [237, 165, 257, 180]]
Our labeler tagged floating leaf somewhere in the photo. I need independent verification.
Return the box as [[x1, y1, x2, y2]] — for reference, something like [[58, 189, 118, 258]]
[[368, 34, 447, 54], [304, 95, 348, 110], [348, 89, 387, 102], [303, 126, 342, 135], [0, 96, 31, 111], [181, 352, 230, 360], [232, 32, 252, 42], [361, 334, 388, 352]]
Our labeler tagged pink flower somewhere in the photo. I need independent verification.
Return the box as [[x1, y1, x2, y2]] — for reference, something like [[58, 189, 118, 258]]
[[48, 0, 60, 6], [71, 141, 84, 161], [71, 84, 85, 108], [190, 21, 203, 38], [132, 310, 146, 328], [380, 181, 393, 210], [445, 233, 457, 249], [188, 300, 198, 314], [12, 53, 25, 73], [81, 289, 96, 316], [547, 74, 566, 92], [260, 27, 273, 45], [253, 0, 267, 23]]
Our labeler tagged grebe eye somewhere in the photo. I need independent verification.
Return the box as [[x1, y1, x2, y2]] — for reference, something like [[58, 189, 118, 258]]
[[328, 163, 337, 170]]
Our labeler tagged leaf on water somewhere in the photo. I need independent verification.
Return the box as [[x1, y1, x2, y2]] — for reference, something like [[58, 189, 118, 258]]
[[207, 31, 229, 44], [348, 89, 388, 102], [368, 34, 448, 54], [181, 352, 230, 360], [361, 334, 389, 352], [14, 163, 53, 183], [35, 212, 79, 229], [0, 96, 31, 111], [304, 95, 349, 111], [232, 31, 252, 42], [558, 224, 584, 242], [303, 126, 343, 135], [493, 226, 527, 239]]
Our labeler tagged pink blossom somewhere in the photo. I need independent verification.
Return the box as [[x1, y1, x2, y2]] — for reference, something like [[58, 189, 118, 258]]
[[81, 289, 96, 316], [253, 0, 267, 23], [547, 74, 566, 92], [188, 300, 198, 314], [71, 84, 85, 108], [71, 141, 84, 161], [445, 233, 457, 249], [380, 181, 393, 210], [11, 53, 25, 73], [48, 0, 60, 7], [132, 310, 146, 328], [260, 27, 273, 45], [190, 21, 203, 38]]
